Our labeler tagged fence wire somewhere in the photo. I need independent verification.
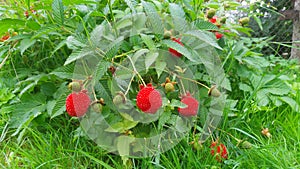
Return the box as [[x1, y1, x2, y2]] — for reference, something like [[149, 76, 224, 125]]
[[249, 0, 293, 57]]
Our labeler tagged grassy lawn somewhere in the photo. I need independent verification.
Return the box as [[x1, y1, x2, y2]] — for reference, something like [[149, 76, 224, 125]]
[[1, 96, 299, 168]]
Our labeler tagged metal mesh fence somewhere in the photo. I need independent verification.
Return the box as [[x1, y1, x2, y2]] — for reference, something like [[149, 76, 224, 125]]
[[249, 0, 294, 57]]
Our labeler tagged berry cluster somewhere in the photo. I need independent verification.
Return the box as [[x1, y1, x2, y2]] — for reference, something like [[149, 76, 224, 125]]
[[206, 8, 224, 40], [210, 140, 228, 162]]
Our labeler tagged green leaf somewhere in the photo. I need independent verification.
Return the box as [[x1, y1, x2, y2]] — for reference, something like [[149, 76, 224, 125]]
[[142, 1, 164, 34], [169, 3, 188, 32], [49, 88, 69, 118], [50, 40, 67, 57], [158, 110, 172, 130], [124, 0, 137, 13], [174, 117, 190, 133], [132, 49, 149, 63], [280, 96, 300, 112], [163, 39, 198, 62], [194, 19, 218, 30], [117, 135, 135, 157], [66, 36, 87, 50], [115, 18, 133, 30], [93, 60, 111, 81], [40, 82, 56, 96], [51, 64, 75, 79], [170, 99, 187, 108], [184, 30, 222, 50], [64, 48, 94, 65], [0, 19, 26, 36], [140, 34, 156, 50], [256, 89, 270, 106], [155, 60, 166, 78], [105, 120, 138, 133], [145, 51, 158, 71], [252, 15, 263, 31], [89, 25, 104, 46], [32, 25, 59, 39], [19, 38, 37, 55], [52, 0, 65, 25], [239, 83, 253, 92], [9, 94, 46, 136]]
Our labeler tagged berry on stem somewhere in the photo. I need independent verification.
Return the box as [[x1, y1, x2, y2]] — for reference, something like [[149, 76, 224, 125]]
[[206, 8, 216, 19], [92, 103, 103, 113], [239, 17, 250, 26], [136, 84, 162, 114], [215, 32, 223, 39], [178, 92, 199, 116], [210, 140, 228, 162], [161, 77, 177, 93], [68, 81, 81, 92], [113, 92, 126, 106], [209, 16, 217, 24], [65, 91, 91, 117]]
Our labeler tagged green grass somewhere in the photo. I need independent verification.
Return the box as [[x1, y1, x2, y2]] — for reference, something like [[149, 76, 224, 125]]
[[1, 99, 299, 168]]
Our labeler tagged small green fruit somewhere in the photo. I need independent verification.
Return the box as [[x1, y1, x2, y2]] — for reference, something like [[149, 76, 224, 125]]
[[239, 17, 250, 26], [113, 92, 126, 106], [192, 141, 203, 151], [92, 103, 103, 113], [220, 17, 226, 24], [68, 82, 81, 92], [165, 82, 175, 93], [208, 85, 221, 97], [207, 8, 216, 19], [164, 30, 172, 39], [241, 141, 252, 149]]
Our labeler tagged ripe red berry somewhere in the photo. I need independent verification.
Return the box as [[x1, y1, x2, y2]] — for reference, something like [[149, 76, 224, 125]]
[[168, 38, 183, 57], [65, 91, 91, 117], [209, 16, 217, 24], [0, 35, 10, 42], [24, 11, 29, 18], [178, 93, 199, 116], [210, 141, 228, 162], [136, 84, 162, 114], [215, 32, 223, 39]]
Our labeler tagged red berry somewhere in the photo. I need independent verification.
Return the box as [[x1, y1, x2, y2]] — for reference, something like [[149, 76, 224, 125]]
[[0, 35, 10, 42], [65, 91, 91, 117], [136, 84, 162, 114], [215, 32, 223, 39], [168, 38, 183, 57], [178, 93, 199, 116], [210, 141, 228, 162], [209, 16, 217, 24], [24, 11, 29, 18]]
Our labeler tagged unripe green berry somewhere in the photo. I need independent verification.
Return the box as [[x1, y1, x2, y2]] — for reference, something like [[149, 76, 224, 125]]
[[68, 82, 81, 92], [208, 85, 221, 97], [164, 30, 172, 39], [192, 141, 203, 151], [220, 17, 227, 24], [113, 92, 126, 106], [165, 82, 175, 93], [207, 8, 216, 19], [239, 17, 250, 26], [92, 103, 102, 113]]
